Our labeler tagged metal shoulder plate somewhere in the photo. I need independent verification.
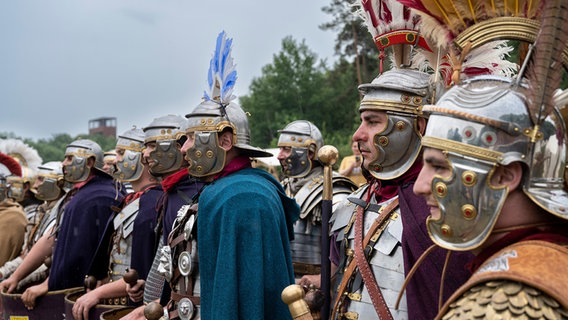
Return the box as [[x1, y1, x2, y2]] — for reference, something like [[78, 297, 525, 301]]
[[439, 240, 568, 319], [330, 185, 367, 236], [295, 173, 357, 219], [113, 198, 140, 238]]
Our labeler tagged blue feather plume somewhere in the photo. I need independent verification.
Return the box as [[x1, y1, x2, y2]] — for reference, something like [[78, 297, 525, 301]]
[[204, 31, 237, 105]]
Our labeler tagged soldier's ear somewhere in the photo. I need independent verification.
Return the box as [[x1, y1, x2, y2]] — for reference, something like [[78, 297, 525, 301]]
[[417, 117, 427, 135], [491, 162, 523, 190], [218, 131, 234, 151], [87, 156, 96, 169]]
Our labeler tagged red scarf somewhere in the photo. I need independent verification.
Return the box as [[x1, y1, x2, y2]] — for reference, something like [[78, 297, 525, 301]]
[[72, 175, 95, 190], [212, 156, 252, 181], [368, 160, 423, 202], [161, 168, 189, 193]]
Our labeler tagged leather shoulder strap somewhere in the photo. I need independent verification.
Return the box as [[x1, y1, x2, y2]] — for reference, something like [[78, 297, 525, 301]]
[[332, 198, 399, 319]]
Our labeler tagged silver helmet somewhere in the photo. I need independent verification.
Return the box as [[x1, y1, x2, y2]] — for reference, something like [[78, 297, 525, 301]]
[[421, 75, 568, 251], [0, 139, 42, 202], [358, 69, 432, 180], [35, 161, 64, 201], [114, 127, 145, 182], [63, 139, 106, 183], [0, 152, 22, 203], [143, 114, 187, 176], [184, 100, 272, 177], [277, 120, 324, 178]]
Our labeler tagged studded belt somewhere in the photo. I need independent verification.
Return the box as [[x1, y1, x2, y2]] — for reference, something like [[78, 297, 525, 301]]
[[103, 296, 128, 306]]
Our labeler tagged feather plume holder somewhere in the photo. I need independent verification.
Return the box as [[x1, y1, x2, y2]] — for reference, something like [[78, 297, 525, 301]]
[[374, 29, 432, 51], [374, 29, 433, 73], [453, 17, 568, 69]]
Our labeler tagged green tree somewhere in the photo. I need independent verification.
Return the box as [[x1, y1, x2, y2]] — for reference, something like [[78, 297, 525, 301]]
[[1, 133, 117, 163], [241, 36, 330, 148], [240, 35, 372, 163], [320, 0, 382, 86]]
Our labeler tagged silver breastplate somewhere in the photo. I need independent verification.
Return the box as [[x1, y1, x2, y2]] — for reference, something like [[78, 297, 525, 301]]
[[332, 190, 408, 319], [35, 197, 65, 243], [287, 170, 356, 267], [109, 198, 139, 281]]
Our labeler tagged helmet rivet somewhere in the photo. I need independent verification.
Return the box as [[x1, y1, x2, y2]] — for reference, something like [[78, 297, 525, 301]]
[[434, 182, 447, 198], [482, 131, 496, 146], [463, 126, 476, 140], [461, 204, 477, 220], [206, 150, 214, 158], [195, 151, 202, 158], [378, 136, 389, 146], [413, 97, 422, 105], [298, 138, 303, 143], [401, 95, 411, 104], [373, 164, 383, 172], [301, 161, 306, 165], [207, 118, 214, 124], [396, 121, 406, 131], [462, 171, 476, 186], [200, 119, 206, 125], [291, 137, 296, 141], [196, 166, 203, 172], [441, 224, 452, 237]]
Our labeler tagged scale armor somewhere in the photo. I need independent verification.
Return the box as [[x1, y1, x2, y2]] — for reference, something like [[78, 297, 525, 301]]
[[442, 280, 568, 320], [439, 241, 568, 319]]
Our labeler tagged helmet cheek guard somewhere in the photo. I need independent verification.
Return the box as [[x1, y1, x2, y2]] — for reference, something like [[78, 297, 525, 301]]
[[6, 177, 25, 202], [277, 120, 323, 178], [282, 147, 312, 178], [114, 150, 144, 182], [64, 155, 90, 183], [427, 153, 507, 251], [367, 113, 422, 179], [186, 132, 226, 177], [36, 178, 63, 201], [148, 139, 183, 176], [63, 139, 107, 183]]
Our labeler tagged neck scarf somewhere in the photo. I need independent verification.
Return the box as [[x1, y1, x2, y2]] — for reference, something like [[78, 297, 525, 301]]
[[212, 156, 252, 181], [161, 168, 188, 193]]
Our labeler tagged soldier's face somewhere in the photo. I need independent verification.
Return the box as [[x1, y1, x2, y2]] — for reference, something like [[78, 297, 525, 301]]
[[352, 110, 388, 171]]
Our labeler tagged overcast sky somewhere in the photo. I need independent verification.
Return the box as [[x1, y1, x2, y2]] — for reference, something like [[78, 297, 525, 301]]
[[0, 0, 338, 140]]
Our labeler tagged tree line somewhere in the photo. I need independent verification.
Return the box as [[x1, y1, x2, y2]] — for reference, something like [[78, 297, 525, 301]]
[[3, 1, 566, 163]]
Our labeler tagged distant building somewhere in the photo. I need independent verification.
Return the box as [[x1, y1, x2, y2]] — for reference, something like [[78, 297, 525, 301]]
[[89, 117, 117, 138]]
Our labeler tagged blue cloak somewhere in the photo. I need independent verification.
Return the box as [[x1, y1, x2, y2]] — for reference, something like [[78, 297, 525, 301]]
[[197, 168, 300, 320]]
